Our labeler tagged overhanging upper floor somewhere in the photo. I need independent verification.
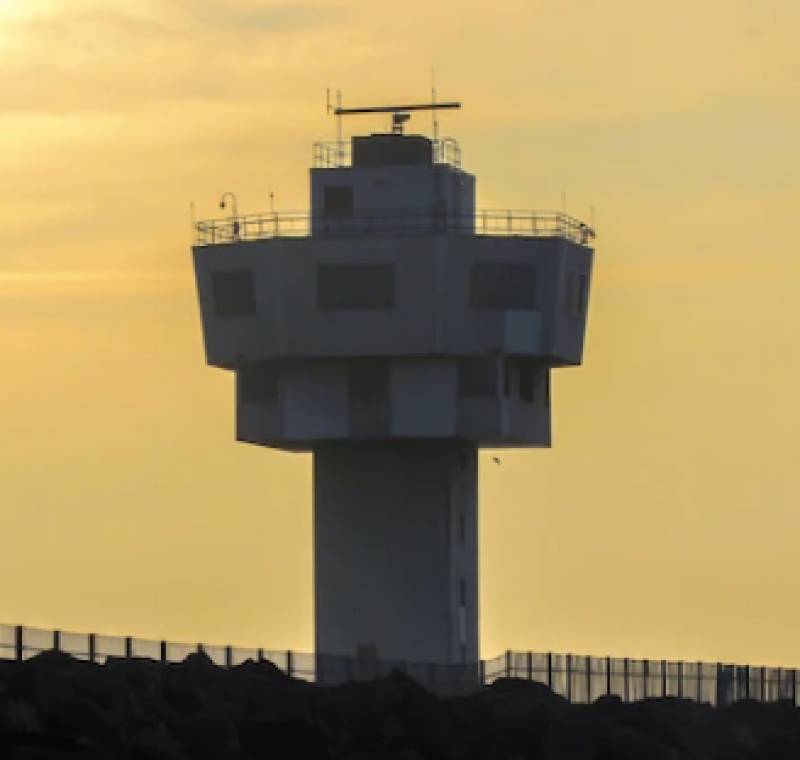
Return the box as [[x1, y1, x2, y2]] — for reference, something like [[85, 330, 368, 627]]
[[193, 233, 593, 369]]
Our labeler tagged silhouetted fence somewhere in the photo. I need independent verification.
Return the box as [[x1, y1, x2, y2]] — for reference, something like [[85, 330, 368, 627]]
[[1, 623, 796, 705]]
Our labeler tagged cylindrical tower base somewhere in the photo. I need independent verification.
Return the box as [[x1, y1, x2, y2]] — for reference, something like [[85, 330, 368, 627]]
[[313, 441, 478, 665]]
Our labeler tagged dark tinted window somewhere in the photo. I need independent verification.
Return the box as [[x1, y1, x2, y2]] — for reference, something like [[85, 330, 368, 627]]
[[503, 358, 514, 398], [457, 357, 498, 398], [238, 363, 279, 403], [318, 264, 395, 310], [519, 360, 535, 403], [349, 359, 390, 437], [349, 359, 389, 403], [323, 186, 354, 217], [356, 643, 378, 660], [212, 270, 256, 317], [567, 272, 588, 315], [470, 263, 537, 310]]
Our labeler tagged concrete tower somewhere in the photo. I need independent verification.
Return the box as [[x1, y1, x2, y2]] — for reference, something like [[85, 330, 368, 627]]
[[192, 102, 594, 668]]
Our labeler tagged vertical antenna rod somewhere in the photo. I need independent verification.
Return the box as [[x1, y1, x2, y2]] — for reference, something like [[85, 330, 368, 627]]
[[336, 90, 343, 165], [431, 69, 440, 142]]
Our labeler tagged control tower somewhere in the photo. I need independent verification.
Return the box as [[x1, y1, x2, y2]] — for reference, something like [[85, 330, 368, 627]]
[[192, 100, 594, 667]]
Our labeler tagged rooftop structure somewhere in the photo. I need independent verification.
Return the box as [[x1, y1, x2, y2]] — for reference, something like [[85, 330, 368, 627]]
[[192, 99, 595, 668]]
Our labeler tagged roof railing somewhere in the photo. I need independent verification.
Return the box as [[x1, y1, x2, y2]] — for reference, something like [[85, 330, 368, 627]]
[[312, 137, 462, 169], [194, 210, 596, 247]]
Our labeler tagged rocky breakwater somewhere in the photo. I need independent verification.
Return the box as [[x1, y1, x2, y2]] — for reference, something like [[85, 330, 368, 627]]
[[1, 650, 799, 759]]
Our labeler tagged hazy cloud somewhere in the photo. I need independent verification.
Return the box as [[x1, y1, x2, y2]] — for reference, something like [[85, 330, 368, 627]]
[[0, 2, 351, 115]]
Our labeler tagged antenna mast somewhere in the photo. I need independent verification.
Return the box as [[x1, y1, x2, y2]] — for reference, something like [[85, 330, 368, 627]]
[[336, 90, 343, 165], [431, 70, 440, 142]]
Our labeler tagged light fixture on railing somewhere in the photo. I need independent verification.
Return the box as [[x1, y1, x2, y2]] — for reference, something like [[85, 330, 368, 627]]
[[219, 192, 240, 241]]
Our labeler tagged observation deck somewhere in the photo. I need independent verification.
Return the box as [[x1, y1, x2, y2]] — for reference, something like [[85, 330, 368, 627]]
[[194, 209, 595, 247]]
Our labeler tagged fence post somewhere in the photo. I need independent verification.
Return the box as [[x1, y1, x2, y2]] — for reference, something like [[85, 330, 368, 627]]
[[160, 640, 167, 663], [88, 633, 96, 664], [623, 658, 630, 702], [124, 637, 133, 659], [526, 651, 533, 681], [696, 661, 702, 702], [678, 661, 683, 698], [566, 655, 572, 702], [479, 659, 486, 686], [586, 657, 592, 703], [505, 650, 512, 679], [15, 626, 23, 662], [225, 646, 233, 669], [662, 660, 667, 697], [744, 665, 750, 699], [761, 666, 766, 702], [547, 652, 553, 691], [53, 630, 60, 652], [793, 669, 797, 707], [257, 648, 265, 663], [606, 656, 612, 696], [643, 660, 649, 699], [287, 650, 293, 678]]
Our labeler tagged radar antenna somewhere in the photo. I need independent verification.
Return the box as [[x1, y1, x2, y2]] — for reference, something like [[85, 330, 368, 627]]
[[333, 100, 461, 135]]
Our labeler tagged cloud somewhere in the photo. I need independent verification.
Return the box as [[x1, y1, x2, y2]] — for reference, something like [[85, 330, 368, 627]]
[[165, 0, 341, 34], [0, 2, 351, 115]]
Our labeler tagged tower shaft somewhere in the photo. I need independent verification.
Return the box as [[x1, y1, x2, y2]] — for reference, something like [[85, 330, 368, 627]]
[[314, 441, 477, 664]]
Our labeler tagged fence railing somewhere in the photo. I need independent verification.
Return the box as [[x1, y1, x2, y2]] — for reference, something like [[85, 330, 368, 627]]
[[312, 137, 462, 169], [1, 623, 796, 705], [194, 210, 595, 247]]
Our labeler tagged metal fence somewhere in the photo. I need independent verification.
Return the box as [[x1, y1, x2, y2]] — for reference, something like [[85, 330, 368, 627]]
[[1, 623, 795, 705], [312, 137, 462, 169], [194, 209, 595, 247], [485, 651, 798, 706]]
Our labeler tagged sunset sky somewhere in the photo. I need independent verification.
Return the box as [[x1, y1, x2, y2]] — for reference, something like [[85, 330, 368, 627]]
[[2, 0, 800, 666]]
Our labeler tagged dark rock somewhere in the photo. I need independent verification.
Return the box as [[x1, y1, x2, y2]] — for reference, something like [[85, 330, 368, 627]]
[[1, 656, 799, 759]]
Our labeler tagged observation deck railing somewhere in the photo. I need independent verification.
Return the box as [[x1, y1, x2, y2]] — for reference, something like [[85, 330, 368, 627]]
[[312, 137, 462, 169], [194, 210, 595, 247], [1, 622, 797, 704]]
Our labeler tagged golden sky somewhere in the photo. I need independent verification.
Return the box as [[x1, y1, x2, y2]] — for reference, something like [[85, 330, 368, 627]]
[[1, 0, 800, 666]]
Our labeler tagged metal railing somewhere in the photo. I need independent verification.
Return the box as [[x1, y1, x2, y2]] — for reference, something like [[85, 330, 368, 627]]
[[312, 137, 462, 169], [194, 210, 595, 247], [1, 623, 796, 705]]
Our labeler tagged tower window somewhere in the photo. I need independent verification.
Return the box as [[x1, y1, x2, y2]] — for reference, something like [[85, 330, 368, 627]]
[[348, 359, 389, 404], [518, 360, 536, 403], [238, 362, 279, 403], [317, 264, 395, 310], [211, 270, 256, 317], [348, 359, 390, 437], [567, 272, 588, 316], [356, 643, 378, 660], [503, 358, 514, 398], [470, 263, 537, 310], [323, 186, 354, 217], [457, 358, 498, 398]]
